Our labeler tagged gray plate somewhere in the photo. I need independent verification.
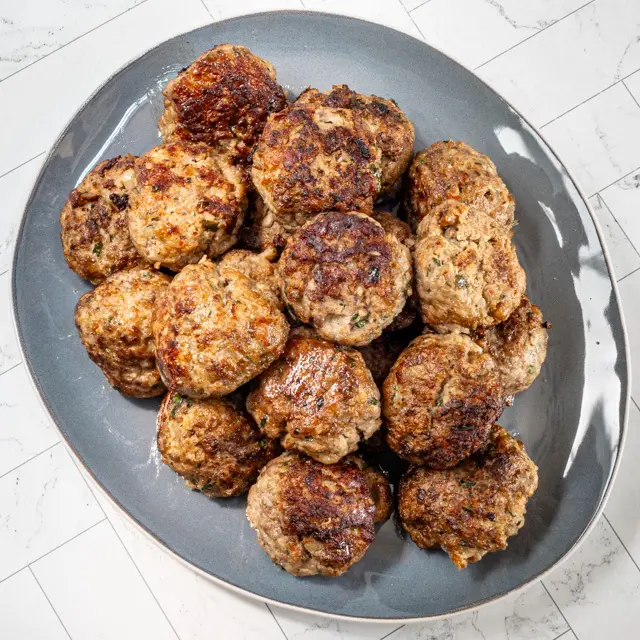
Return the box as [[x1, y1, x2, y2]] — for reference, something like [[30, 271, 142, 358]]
[[12, 11, 629, 621]]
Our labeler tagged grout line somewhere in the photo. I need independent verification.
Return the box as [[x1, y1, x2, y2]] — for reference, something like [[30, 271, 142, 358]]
[[603, 513, 640, 574], [623, 79, 640, 112], [0, 360, 24, 381], [0, 440, 59, 481], [266, 603, 290, 639], [597, 163, 640, 195], [475, 0, 595, 71], [28, 566, 73, 640], [409, 1, 433, 13], [299, 0, 307, 8], [198, 0, 214, 21], [407, 6, 427, 41], [379, 624, 405, 640], [594, 193, 640, 266], [0, 151, 46, 182], [541, 581, 574, 639], [632, 397, 640, 413], [0, 0, 151, 86], [551, 629, 573, 640], [617, 265, 640, 284]]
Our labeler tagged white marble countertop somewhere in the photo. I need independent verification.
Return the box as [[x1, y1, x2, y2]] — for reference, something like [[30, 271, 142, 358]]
[[1, 1, 640, 638]]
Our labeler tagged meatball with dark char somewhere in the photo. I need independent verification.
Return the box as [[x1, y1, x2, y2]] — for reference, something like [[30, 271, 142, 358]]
[[279, 212, 412, 346], [153, 258, 289, 398], [75, 267, 171, 397], [383, 332, 506, 468], [159, 44, 287, 161], [61, 155, 144, 284], [246, 331, 381, 464], [398, 424, 538, 569], [157, 391, 279, 498], [246, 451, 377, 576]]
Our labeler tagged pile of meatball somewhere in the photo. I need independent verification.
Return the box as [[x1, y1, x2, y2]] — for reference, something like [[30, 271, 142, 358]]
[[62, 44, 546, 578]]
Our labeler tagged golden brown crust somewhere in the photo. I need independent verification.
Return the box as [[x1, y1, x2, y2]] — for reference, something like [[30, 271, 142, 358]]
[[60, 155, 145, 284], [74, 267, 171, 397], [159, 44, 287, 160], [383, 332, 506, 468], [398, 425, 538, 568]]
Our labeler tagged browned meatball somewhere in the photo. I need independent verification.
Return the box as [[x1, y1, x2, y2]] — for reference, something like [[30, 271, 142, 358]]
[[406, 140, 515, 230], [246, 452, 376, 576], [352, 457, 393, 523], [153, 259, 289, 398], [371, 210, 415, 250], [279, 212, 412, 346], [475, 297, 549, 396], [60, 155, 144, 284], [383, 332, 506, 468], [414, 201, 526, 331], [297, 85, 415, 193], [157, 391, 279, 497], [159, 44, 287, 161], [252, 103, 382, 218], [398, 424, 538, 569], [246, 332, 381, 464], [128, 142, 248, 271], [75, 267, 170, 397]]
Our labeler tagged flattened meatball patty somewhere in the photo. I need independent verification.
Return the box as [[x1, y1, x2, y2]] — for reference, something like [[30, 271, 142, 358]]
[[159, 44, 287, 160], [75, 267, 170, 397], [475, 297, 549, 396], [279, 212, 412, 346], [383, 332, 506, 468], [246, 452, 376, 576], [246, 332, 381, 464], [61, 155, 144, 284], [398, 424, 538, 568], [128, 142, 248, 271], [297, 85, 415, 193], [407, 140, 515, 230], [157, 391, 279, 497], [153, 259, 289, 398], [414, 201, 526, 331], [252, 103, 382, 217]]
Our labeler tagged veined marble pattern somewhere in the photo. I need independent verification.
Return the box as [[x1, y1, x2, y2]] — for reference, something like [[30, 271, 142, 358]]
[[2, 1, 640, 639]]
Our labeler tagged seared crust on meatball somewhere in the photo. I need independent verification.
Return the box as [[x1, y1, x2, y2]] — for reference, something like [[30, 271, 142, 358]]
[[297, 85, 414, 193], [157, 391, 279, 497], [475, 297, 549, 396], [252, 103, 382, 217], [398, 424, 538, 568], [246, 452, 376, 576], [128, 142, 248, 271], [159, 44, 287, 160], [351, 457, 393, 523], [153, 259, 289, 398], [414, 201, 526, 331], [61, 155, 144, 284], [407, 141, 514, 231], [75, 267, 170, 397], [246, 332, 381, 464], [383, 332, 506, 468], [279, 212, 412, 346]]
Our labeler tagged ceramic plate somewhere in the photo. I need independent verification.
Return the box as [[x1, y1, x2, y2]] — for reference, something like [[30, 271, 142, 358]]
[[12, 11, 629, 621]]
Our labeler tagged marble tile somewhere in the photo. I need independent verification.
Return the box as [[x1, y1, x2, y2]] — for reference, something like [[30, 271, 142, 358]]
[[617, 269, 640, 402], [0, 443, 103, 581], [588, 195, 640, 280], [0, 364, 59, 477], [0, 271, 21, 376], [400, 0, 428, 12], [625, 69, 640, 104], [203, 0, 304, 20], [0, 0, 211, 176], [0, 154, 44, 276], [412, 0, 586, 69], [478, 0, 640, 127], [31, 520, 177, 640], [0, 568, 70, 640], [540, 83, 640, 196], [544, 516, 640, 640], [0, 0, 145, 81], [600, 167, 640, 256]]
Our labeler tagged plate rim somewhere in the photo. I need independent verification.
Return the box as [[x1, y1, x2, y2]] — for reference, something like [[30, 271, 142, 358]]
[[10, 9, 631, 623]]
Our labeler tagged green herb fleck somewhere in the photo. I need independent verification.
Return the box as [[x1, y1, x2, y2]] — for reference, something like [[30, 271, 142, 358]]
[[171, 393, 184, 417], [455, 274, 468, 289], [368, 397, 378, 406], [432, 257, 442, 266], [435, 395, 444, 407], [460, 479, 476, 488], [351, 312, 370, 329], [201, 482, 214, 492], [507, 509, 515, 518], [512, 219, 519, 228], [203, 220, 219, 231], [92, 241, 103, 257], [258, 439, 267, 449], [454, 424, 475, 431], [259, 416, 267, 429], [462, 507, 474, 515], [527, 365, 536, 375]]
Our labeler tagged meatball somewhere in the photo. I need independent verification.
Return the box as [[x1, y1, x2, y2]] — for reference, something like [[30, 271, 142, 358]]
[[128, 142, 248, 271], [414, 200, 526, 331], [398, 424, 538, 569], [246, 332, 381, 464], [60, 155, 144, 284], [157, 391, 279, 497], [352, 457, 393, 523], [252, 102, 382, 218], [371, 210, 415, 250], [159, 44, 287, 161], [246, 451, 376, 576], [279, 212, 412, 346], [406, 140, 515, 230], [75, 267, 170, 397], [153, 259, 289, 398], [297, 85, 415, 193], [475, 297, 549, 396], [383, 332, 506, 468]]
